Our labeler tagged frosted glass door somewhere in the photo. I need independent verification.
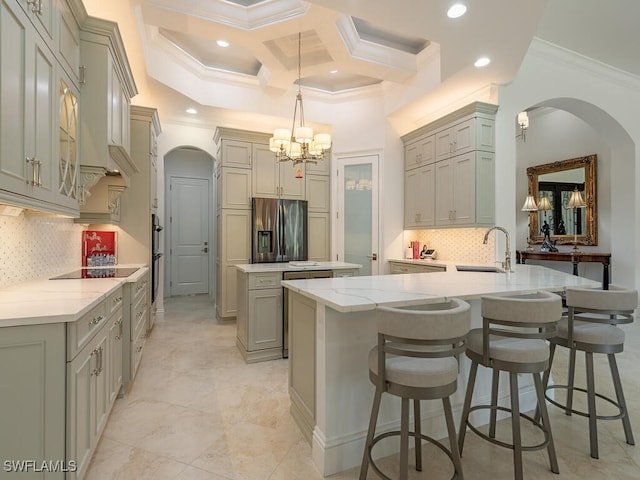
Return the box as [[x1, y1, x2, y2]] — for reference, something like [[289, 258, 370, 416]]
[[338, 155, 379, 275]]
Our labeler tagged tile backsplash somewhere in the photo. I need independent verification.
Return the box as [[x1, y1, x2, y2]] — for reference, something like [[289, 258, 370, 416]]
[[403, 228, 496, 264], [0, 214, 83, 287]]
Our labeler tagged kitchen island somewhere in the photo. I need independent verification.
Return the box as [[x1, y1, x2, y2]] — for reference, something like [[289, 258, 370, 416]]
[[281, 264, 600, 476], [235, 262, 361, 363]]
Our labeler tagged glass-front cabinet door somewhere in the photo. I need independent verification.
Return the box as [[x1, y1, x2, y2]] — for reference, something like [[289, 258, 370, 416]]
[[59, 78, 78, 200]]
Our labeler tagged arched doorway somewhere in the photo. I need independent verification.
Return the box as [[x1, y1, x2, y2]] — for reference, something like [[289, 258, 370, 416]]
[[164, 147, 214, 297], [515, 98, 635, 287]]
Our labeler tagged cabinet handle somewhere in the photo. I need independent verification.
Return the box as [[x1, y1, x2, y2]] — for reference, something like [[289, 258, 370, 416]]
[[27, 0, 42, 15], [35, 159, 42, 187], [116, 319, 123, 340], [79, 65, 86, 85], [89, 315, 104, 326], [97, 346, 104, 375], [26, 157, 35, 185], [91, 348, 100, 376]]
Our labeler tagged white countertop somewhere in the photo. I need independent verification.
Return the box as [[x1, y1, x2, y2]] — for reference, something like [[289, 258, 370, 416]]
[[281, 264, 600, 312], [235, 261, 362, 273], [0, 265, 148, 328]]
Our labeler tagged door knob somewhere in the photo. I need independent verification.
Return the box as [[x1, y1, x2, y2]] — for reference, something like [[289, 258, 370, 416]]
[[202, 247, 208, 253], [367, 253, 378, 261]]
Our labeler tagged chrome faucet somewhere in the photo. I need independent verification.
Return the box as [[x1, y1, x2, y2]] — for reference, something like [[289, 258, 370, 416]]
[[483, 226, 512, 272]]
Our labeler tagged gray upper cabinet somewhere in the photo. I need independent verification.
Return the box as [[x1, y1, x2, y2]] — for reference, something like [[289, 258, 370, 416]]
[[0, 0, 82, 216], [402, 102, 498, 229]]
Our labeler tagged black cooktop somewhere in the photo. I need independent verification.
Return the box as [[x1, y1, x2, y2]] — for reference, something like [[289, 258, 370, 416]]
[[51, 267, 140, 280]]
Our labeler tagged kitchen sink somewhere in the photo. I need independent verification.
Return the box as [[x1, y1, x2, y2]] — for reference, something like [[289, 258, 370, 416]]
[[456, 265, 504, 273]]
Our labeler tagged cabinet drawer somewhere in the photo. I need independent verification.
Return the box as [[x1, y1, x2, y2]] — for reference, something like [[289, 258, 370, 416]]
[[249, 272, 282, 289], [67, 300, 107, 360], [389, 263, 421, 274], [107, 286, 124, 316], [134, 274, 149, 301], [333, 269, 358, 278]]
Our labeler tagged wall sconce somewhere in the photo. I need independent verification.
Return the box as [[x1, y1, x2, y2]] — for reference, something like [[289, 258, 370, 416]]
[[517, 111, 529, 141], [521, 195, 538, 251], [567, 187, 586, 251]]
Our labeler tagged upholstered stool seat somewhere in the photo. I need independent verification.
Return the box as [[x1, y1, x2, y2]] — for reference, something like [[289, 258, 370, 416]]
[[458, 291, 563, 480], [542, 284, 637, 459], [360, 299, 471, 480]]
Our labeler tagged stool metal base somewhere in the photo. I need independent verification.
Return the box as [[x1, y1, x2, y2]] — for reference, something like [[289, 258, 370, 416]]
[[543, 346, 635, 459], [545, 384, 627, 422], [366, 430, 461, 480], [464, 404, 553, 452]]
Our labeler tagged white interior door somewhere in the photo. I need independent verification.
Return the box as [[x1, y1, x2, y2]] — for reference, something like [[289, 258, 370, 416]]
[[169, 176, 210, 295], [337, 154, 379, 275]]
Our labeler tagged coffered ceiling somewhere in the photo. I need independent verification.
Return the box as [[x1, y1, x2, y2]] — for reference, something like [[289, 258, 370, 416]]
[[98, 0, 640, 126]]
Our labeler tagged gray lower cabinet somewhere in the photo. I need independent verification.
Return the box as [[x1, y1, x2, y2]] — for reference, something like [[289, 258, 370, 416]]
[[0, 285, 125, 480], [236, 271, 283, 363], [388, 261, 446, 274], [236, 268, 360, 363], [0, 322, 66, 479], [67, 287, 123, 480], [122, 272, 150, 387]]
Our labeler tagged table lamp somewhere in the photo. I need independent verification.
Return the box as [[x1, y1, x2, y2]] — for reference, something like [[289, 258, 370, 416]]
[[567, 187, 586, 251], [521, 195, 538, 251]]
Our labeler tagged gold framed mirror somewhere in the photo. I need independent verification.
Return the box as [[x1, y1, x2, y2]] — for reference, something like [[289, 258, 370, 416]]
[[527, 154, 597, 245]]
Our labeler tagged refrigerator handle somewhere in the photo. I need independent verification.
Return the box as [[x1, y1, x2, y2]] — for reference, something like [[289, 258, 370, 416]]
[[279, 202, 286, 256]]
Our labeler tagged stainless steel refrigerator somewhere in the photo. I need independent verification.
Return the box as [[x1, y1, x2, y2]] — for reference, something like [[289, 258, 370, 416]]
[[252, 197, 308, 263]]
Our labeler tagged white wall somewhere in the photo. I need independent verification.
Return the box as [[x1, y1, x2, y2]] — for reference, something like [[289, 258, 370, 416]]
[[328, 95, 405, 272], [497, 38, 639, 289]]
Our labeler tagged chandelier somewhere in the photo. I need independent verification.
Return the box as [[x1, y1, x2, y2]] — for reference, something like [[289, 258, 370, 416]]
[[269, 33, 332, 171]]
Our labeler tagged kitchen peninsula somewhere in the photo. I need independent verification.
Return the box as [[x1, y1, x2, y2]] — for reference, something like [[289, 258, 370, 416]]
[[281, 264, 600, 476]]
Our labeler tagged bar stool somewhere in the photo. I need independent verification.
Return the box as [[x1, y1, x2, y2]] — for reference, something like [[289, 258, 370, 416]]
[[360, 298, 471, 480], [542, 284, 637, 459], [457, 291, 562, 480]]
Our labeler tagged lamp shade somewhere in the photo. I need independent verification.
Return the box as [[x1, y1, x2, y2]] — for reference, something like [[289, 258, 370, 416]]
[[269, 137, 279, 153], [567, 188, 586, 208], [288, 142, 301, 158], [273, 128, 291, 145], [294, 126, 314, 143], [314, 133, 331, 150], [521, 195, 538, 211], [538, 196, 552, 211], [517, 111, 529, 128]]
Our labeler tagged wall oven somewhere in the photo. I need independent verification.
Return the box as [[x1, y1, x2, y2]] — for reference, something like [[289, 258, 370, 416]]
[[151, 213, 163, 304]]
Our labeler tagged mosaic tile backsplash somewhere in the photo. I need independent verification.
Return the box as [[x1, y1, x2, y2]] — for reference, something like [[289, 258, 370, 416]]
[[0, 214, 84, 288], [403, 228, 496, 264]]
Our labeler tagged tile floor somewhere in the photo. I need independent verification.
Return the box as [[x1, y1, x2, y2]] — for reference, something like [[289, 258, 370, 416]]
[[87, 294, 640, 479]]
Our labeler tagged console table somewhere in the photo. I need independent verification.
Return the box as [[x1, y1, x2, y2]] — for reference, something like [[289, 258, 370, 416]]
[[516, 250, 611, 289]]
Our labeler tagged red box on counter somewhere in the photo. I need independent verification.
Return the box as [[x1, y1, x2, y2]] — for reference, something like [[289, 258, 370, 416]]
[[82, 230, 117, 266]]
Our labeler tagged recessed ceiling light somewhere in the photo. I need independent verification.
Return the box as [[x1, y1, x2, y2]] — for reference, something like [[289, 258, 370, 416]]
[[186, 108, 198, 114], [216, 39, 229, 48], [330, 69, 338, 74], [447, 3, 467, 18], [474, 56, 491, 67]]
